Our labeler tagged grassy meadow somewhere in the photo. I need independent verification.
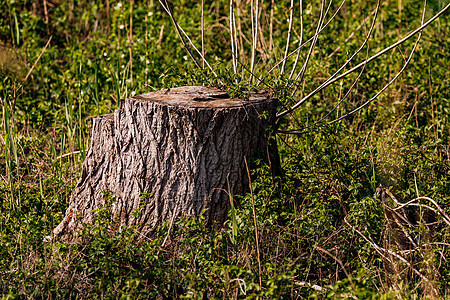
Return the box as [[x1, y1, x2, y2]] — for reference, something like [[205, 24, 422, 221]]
[[1, 0, 449, 298]]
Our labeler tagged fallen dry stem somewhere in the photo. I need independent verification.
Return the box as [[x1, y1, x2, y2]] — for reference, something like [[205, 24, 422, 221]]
[[344, 217, 439, 296]]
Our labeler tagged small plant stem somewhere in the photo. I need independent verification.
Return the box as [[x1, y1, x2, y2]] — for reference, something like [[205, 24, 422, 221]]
[[326, 22, 421, 126], [22, 35, 53, 84], [129, 0, 134, 84], [245, 157, 262, 288], [250, 0, 255, 83], [250, 0, 259, 84], [291, 0, 329, 94], [277, 2, 448, 118], [159, 0, 202, 70], [313, 245, 354, 289], [269, 0, 274, 53], [258, 0, 346, 86], [281, 0, 294, 75], [289, 0, 304, 80], [230, 0, 237, 74], [201, 0, 205, 70]]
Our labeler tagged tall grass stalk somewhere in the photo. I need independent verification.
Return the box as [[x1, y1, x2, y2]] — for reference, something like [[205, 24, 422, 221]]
[[2, 99, 19, 209]]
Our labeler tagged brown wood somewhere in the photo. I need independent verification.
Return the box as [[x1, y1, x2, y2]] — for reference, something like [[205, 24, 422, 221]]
[[51, 86, 276, 241]]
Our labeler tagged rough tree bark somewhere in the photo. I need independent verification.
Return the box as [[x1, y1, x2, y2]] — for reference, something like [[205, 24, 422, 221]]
[[52, 86, 276, 241]]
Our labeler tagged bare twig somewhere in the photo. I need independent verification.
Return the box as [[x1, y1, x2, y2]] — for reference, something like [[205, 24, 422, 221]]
[[230, 0, 238, 74], [250, 0, 259, 83], [291, 0, 327, 94], [344, 216, 438, 295], [326, 18, 422, 125], [388, 194, 450, 227], [277, 3, 449, 118], [23, 36, 53, 84], [313, 245, 354, 288], [279, 1, 378, 134], [160, 0, 202, 69], [158, 0, 218, 77], [289, 0, 381, 111], [258, 0, 345, 86], [281, 0, 295, 75], [289, 0, 304, 80], [201, 0, 205, 69]]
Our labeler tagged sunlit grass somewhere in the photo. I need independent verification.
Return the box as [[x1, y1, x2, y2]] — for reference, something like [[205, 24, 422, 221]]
[[0, 0, 449, 298]]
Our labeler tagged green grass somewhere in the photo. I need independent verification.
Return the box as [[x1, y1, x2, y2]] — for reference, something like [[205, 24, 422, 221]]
[[1, 0, 449, 298]]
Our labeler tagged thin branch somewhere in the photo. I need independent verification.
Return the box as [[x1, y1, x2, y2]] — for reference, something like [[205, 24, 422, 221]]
[[313, 245, 354, 288], [289, 0, 380, 112], [291, 0, 328, 93], [289, 0, 304, 80], [250, 0, 259, 83], [281, 0, 295, 75], [326, 28, 421, 125], [280, 1, 378, 134], [159, 0, 218, 77], [160, 0, 202, 69], [389, 194, 450, 226], [279, 34, 371, 135], [344, 217, 438, 295], [201, 0, 205, 69], [258, 0, 345, 86], [230, 0, 238, 74], [277, 3, 449, 118]]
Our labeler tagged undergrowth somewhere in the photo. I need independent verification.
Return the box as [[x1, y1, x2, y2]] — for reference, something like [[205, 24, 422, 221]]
[[1, 0, 449, 298]]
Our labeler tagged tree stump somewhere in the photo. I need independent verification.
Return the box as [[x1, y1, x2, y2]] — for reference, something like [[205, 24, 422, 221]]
[[52, 86, 276, 241]]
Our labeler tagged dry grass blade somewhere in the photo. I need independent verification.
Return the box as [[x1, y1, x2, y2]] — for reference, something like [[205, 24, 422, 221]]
[[244, 157, 262, 288], [23, 35, 53, 83], [344, 217, 439, 296]]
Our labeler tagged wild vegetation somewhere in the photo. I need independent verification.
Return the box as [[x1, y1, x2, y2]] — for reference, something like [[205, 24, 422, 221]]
[[1, 0, 449, 298]]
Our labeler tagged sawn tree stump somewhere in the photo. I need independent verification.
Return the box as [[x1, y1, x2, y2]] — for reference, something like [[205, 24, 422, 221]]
[[52, 86, 276, 241]]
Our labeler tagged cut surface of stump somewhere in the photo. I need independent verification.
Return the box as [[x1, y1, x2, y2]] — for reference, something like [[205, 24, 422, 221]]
[[52, 86, 276, 241]]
